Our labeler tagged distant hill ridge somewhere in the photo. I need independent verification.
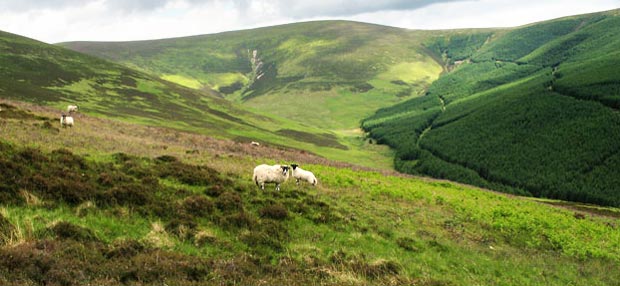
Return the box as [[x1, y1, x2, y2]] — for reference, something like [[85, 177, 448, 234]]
[[60, 21, 447, 130]]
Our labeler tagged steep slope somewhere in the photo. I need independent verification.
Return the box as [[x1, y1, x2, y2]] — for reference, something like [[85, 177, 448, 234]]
[[1, 30, 392, 167], [363, 10, 620, 206], [60, 21, 445, 130]]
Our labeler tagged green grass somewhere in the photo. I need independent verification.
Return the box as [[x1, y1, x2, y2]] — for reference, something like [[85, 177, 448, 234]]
[[1, 109, 619, 285]]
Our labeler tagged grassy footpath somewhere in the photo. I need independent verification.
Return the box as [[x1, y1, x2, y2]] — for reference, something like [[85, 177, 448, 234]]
[[1, 100, 619, 285]]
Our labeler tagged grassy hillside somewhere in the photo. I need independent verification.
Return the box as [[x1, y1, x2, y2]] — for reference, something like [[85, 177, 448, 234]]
[[0, 29, 393, 168], [2, 100, 619, 285], [60, 21, 444, 131], [0, 30, 258, 134], [363, 10, 620, 206]]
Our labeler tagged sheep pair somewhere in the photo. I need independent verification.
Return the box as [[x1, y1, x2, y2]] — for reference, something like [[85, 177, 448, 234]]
[[252, 163, 317, 191]]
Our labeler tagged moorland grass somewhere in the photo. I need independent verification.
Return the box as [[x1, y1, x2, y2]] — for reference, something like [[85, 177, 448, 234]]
[[1, 100, 619, 285]]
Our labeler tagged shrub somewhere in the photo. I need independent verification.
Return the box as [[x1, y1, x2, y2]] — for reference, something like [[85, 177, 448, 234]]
[[240, 220, 289, 252], [182, 195, 214, 217], [219, 212, 255, 230], [16, 148, 48, 168], [155, 155, 178, 162], [120, 251, 211, 283], [205, 184, 226, 197], [99, 183, 152, 206], [216, 192, 243, 213], [49, 221, 99, 242], [50, 148, 87, 170], [157, 161, 220, 186], [97, 171, 132, 187], [105, 239, 146, 259], [259, 204, 289, 220], [37, 174, 96, 205]]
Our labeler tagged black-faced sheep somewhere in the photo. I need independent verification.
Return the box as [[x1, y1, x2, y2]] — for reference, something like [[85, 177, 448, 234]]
[[253, 164, 290, 191], [67, 105, 79, 113], [290, 164, 317, 186], [60, 114, 74, 128]]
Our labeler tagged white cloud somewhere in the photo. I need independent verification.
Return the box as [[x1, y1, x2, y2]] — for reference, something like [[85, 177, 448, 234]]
[[348, 0, 620, 30], [0, 0, 618, 43]]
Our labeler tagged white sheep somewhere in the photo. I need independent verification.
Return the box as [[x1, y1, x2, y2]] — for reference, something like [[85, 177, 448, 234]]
[[250, 141, 260, 146], [60, 114, 74, 128], [253, 164, 290, 191], [67, 105, 79, 113], [290, 164, 317, 186]]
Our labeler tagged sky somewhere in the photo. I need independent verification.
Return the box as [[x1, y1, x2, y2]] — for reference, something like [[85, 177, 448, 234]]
[[1, 0, 619, 43]]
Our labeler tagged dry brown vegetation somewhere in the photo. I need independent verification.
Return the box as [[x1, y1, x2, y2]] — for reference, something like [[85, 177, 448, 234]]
[[1, 99, 397, 176]]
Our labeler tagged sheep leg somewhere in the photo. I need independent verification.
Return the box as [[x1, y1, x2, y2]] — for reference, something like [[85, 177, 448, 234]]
[[275, 183, 280, 191], [296, 179, 300, 185]]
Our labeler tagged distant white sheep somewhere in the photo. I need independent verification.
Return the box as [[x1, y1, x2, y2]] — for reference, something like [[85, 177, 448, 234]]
[[67, 105, 79, 113], [60, 114, 74, 128], [250, 141, 260, 146], [290, 164, 317, 186], [253, 164, 290, 191]]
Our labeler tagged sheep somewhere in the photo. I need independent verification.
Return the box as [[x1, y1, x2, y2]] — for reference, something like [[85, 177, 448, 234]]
[[250, 141, 260, 146], [67, 105, 79, 113], [253, 164, 290, 191], [290, 164, 317, 186], [60, 114, 74, 128]]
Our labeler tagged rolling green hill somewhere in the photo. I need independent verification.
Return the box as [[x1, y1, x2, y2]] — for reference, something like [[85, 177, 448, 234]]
[[0, 30, 258, 134], [0, 29, 392, 168], [60, 21, 444, 131], [1, 100, 619, 285], [362, 10, 620, 206]]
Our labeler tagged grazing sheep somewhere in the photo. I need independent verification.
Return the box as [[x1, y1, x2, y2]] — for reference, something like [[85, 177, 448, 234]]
[[253, 164, 290, 191], [290, 164, 317, 186], [251, 141, 260, 146], [67, 105, 79, 113], [60, 114, 74, 128]]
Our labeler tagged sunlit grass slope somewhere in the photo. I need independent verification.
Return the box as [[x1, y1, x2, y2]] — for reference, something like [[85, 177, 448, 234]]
[[1, 100, 619, 285], [0, 29, 393, 168], [60, 21, 444, 131], [363, 9, 620, 206]]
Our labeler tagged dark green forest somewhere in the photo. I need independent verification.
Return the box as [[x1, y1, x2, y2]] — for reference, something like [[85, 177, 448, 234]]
[[363, 12, 620, 206]]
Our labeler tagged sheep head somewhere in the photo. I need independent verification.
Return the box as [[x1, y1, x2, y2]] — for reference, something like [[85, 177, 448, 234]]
[[281, 165, 290, 176]]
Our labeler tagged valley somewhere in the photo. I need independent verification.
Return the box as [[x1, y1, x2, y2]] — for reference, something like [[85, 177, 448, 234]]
[[1, 8, 620, 285]]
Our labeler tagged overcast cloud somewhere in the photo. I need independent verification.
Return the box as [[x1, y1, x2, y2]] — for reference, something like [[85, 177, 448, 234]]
[[0, 0, 618, 43]]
